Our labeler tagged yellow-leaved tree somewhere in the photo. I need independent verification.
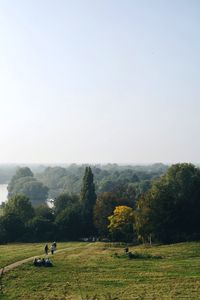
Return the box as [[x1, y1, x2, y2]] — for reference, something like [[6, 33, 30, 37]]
[[108, 205, 135, 242]]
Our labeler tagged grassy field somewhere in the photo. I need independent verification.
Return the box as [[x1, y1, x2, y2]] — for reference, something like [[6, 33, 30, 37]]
[[0, 242, 74, 267], [0, 242, 200, 299]]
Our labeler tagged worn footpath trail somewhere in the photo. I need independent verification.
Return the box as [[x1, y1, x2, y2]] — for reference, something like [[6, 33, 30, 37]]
[[0, 244, 92, 274]]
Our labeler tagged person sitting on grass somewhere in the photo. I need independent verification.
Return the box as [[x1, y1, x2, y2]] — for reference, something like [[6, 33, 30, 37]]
[[33, 257, 53, 267], [37, 258, 42, 266], [33, 258, 38, 266], [45, 258, 53, 267], [42, 258, 45, 266], [33, 258, 42, 266]]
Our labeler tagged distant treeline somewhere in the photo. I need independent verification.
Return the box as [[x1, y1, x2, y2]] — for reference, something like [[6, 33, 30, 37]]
[[0, 162, 167, 186], [0, 163, 200, 244], [0, 163, 168, 201], [36, 163, 168, 199]]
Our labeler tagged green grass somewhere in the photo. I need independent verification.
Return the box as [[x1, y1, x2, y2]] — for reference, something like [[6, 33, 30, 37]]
[[1, 242, 200, 299], [0, 242, 79, 267]]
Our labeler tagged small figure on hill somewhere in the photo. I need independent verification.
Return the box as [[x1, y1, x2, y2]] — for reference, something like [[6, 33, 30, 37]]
[[33, 257, 53, 267], [36, 258, 42, 266], [44, 244, 49, 255], [124, 245, 129, 254], [33, 258, 38, 266], [51, 244, 56, 255], [45, 258, 53, 267], [52, 241, 57, 249], [128, 252, 134, 259]]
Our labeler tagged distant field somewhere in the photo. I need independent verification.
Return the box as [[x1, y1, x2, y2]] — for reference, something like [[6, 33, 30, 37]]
[[1, 242, 200, 299]]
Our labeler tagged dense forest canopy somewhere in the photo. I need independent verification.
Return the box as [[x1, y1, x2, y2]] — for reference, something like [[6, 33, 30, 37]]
[[0, 163, 167, 186], [135, 163, 200, 243], [1, 163, 199, 245], [35, 163, 168, 199]]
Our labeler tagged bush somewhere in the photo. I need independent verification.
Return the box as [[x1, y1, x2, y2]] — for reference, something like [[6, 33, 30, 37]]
[[112, 251, 162, 260]]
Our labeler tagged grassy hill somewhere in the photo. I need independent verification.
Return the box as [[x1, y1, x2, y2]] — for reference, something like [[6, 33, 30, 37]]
[[1, 242, 200, 299]]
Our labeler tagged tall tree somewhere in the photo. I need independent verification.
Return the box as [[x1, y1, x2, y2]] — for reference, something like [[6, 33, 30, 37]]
[[80, 167, 97, 236]]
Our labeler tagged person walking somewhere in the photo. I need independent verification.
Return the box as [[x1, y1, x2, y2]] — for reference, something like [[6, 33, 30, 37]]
[[44, 244, 49, 255]]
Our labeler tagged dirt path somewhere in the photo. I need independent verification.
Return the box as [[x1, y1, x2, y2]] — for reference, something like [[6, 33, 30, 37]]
[[0, 244, 91, 274]]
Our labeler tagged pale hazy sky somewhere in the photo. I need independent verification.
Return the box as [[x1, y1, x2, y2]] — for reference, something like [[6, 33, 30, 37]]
[[0, 0, 200, 164]]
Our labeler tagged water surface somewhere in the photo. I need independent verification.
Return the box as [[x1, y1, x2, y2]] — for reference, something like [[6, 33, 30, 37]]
[[0, 184, 8, 204]]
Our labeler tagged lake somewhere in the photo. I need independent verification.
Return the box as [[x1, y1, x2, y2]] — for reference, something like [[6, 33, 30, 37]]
[[0, 184, 8, 204]]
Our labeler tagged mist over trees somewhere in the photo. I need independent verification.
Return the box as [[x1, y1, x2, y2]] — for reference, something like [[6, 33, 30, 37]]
[[7, 167, 49, 206], [0, 163, 168, 201], [35, 163, 167, 199], [0, 165, 17, 184]]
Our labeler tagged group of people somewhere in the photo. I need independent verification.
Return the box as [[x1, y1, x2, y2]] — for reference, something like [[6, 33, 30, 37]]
[[44, 241, 57, 255], [33, 257, 52, 267], [33, 242, 57, 268]]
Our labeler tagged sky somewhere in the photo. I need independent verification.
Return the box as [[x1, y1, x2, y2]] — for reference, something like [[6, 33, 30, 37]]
[[0, 0, 200, 164]]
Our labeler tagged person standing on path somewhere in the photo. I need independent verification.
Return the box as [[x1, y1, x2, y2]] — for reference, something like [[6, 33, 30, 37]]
[[44, 244, 49, 255], [50, 244, 56, 255], [52, 241, 57, 250]]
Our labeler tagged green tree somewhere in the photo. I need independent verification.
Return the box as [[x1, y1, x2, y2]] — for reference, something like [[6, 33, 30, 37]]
[[34, 204, 54, 222], [94, 192, 118, 237], [55, 204, 82, 240], [134, 192, 153, 243], [4, 194, 35, 223], [0, 213, 25, 242], [8, 167, 49, 205], [0, 217, 6, 243], [54, 193, 79, 215], [80, 167, 97, 236], [135, 163, 200, 243], [27, 216, 55, 241], [14, 167, 34, 178], [94, 191, 134, 237]]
